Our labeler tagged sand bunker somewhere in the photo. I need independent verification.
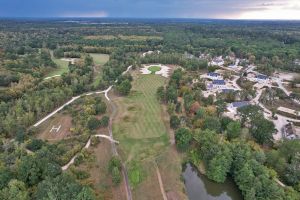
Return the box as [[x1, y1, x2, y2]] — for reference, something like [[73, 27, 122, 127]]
[[140, 64, 170, 78], [61, 58, 77, 64]]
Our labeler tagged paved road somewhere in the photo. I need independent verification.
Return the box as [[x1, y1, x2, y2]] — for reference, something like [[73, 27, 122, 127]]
[[252, 87, 300, 140]]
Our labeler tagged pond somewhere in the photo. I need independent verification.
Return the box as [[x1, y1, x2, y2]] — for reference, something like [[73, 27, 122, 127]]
[[183, 163, 243, 200]]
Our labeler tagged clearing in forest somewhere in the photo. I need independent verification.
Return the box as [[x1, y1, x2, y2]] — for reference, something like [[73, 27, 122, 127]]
[[89, 53, 109, 65], [45, 56, 69, 78], [36, 113, 73, 142]]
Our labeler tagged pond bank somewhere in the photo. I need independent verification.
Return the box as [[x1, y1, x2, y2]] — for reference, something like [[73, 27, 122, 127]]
[[182, 163, 243, 200]]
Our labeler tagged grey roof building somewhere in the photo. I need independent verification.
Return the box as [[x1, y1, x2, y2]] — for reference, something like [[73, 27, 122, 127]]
[[231, 101, 250, 108], [213, 80, 225, 85]]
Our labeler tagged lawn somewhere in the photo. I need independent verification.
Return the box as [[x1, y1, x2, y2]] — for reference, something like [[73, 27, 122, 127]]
[[45, 52, 69, 77], [113, 74, 169, 162], [89, 53, 110, 65], [148, 66, 161, 74]]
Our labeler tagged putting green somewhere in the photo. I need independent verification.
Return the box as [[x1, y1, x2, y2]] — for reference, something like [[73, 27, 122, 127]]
[[148, 66, 161, 74]]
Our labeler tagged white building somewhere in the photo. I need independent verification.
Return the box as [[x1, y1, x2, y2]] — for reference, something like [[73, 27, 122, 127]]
[[211, 80, 227, 89]]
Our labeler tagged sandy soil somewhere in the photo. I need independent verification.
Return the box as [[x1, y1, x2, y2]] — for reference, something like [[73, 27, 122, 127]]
[[37, 114, 73, 142], [276, 72, 299, 81], [140, 64, 171, 78]]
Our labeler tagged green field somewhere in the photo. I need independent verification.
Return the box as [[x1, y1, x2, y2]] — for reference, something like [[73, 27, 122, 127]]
[[148, 66, 161, 74], [48, 58, 69, 76], [89, 53, 109, 65], [45, 52, 69, 78], [114, 74, 169, 162]]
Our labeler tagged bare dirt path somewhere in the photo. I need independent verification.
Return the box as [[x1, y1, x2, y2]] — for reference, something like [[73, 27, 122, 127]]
[[61, 135, 119, 171], [154, 162, 168, 200], [44, 74, 61, 80], [33, 86, 112, 127]]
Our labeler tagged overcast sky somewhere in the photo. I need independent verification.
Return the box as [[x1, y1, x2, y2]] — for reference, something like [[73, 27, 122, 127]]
[[0, 0, 299, 20]]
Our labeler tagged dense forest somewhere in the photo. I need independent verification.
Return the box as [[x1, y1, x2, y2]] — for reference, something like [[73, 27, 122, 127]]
[[0, 18, 300, 199]]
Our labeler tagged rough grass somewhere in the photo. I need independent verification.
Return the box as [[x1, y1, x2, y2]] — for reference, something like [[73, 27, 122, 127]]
[[114, 74, 169, 161], [148, 66, 161, 74], [89, 53, 109, 65]]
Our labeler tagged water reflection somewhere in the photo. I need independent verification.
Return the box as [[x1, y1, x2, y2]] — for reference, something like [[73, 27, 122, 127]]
[[183, 163, 243, 200]]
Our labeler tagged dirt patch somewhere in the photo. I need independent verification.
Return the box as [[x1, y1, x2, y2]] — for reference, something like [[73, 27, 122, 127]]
[[37, 113, 73, 142], [156, 147, 187, 200], [131, 162, 163, 200]]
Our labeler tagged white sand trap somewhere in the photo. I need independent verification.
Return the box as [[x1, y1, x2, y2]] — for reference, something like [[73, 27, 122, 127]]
[[61, 58, 77, 64], [140, 64, 170, 78]]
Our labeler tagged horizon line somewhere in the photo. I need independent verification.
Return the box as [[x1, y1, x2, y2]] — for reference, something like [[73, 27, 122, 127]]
[[0, 16, 300, 21]]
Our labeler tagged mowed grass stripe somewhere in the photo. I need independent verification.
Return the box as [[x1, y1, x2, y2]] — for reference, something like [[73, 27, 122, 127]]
[[114, 74, 169, 160]]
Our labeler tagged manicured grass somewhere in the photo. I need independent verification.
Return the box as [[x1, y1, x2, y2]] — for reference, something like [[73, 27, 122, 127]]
[[49, 57, 69, 76], [148, 66, 161, 74], [46, 52, 69, 77], [114, 75, 169, 162], [89, 53, 109, 65]]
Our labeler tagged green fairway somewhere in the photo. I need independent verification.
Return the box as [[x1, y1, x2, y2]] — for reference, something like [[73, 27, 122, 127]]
[[89, 53, 109, 65], [114, 74, 169, 161], [148, 66, 161, 74], [48, 58, 69, 76], [45, 51, 69, 78]]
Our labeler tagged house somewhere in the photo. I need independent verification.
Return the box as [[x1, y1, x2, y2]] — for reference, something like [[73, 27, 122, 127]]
[[283, 123, 299, 140], [207, 72, 222, 80], [255, 74, 268, 83], [294, 59, 300, 65], [247, 73, 269, 83], [212, 80, 226, 89], [229, 101, 250, 109], [222, 89, 234, 93], [226, 101, 251, 114]]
